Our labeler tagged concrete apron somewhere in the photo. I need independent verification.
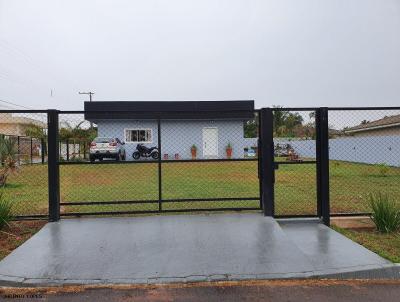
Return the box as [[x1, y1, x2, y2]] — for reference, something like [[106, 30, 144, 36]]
[[0, 214, 398, 286]]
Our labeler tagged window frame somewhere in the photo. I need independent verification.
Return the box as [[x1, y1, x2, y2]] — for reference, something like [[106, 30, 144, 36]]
[[124, 128, 153, 143]]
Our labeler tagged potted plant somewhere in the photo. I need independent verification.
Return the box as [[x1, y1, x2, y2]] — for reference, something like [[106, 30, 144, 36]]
[[190, 145, 197, 159], [226, 143, 233, 159]]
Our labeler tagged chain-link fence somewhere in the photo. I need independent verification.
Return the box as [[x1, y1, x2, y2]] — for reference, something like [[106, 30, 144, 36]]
[[328, 109, 400, 215], [57, 111, 260, 216], [272, 108, 318, 216], [0, 111, 48, 218], [3, 107, 399, 220]]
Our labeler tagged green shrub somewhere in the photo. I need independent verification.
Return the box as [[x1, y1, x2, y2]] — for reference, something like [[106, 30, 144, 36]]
[[0, 136, 18, 186], [369, 192, 400, 233], [0, 189, 13, 230], [377, 163, 390, 177]]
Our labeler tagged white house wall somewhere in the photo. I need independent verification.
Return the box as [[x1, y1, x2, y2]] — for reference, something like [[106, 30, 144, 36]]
[[97, 119, 256, 160]]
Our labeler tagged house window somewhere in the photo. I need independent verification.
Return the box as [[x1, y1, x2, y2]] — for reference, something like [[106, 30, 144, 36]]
[[125, 129, 152, 143]]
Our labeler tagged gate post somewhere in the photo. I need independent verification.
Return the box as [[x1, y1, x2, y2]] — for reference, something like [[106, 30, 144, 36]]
[[259, 108, 275, 216], [157, 117, 162, 212], [47, 110, 60, 221], [316, 107, 330, 226]]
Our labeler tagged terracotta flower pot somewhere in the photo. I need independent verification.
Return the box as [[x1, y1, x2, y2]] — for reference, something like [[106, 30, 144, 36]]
[[191, 148, 197, 159], [226, 147, 232, 159]]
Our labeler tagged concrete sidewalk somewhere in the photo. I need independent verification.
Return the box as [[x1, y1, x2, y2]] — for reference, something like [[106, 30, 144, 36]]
[[3, 280, 400, 302], [0, 214, 397, 286]]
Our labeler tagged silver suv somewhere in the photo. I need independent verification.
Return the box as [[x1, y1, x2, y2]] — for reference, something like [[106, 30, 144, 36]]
[[89, 137, 126, 162]]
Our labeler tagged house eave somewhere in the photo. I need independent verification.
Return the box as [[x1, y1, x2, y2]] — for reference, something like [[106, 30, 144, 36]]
[[84, 101, 255, 121], [345, 122, 400, 134]]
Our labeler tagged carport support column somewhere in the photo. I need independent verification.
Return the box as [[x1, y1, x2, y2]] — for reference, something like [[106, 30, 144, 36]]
[[316, 107, 330, 226], [260, 108, 274, 216], [48, 109, 60, 221]]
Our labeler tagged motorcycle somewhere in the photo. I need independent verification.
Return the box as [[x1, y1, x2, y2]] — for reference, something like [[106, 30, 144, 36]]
[[132, 143, 159, 160]]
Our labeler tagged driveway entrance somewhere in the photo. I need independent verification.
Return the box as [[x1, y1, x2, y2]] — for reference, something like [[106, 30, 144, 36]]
[[0, 214, 394, 286]]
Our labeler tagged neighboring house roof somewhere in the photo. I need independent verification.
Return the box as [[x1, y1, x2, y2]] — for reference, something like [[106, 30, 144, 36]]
[[0, 113, 46, 128], [84, 101, 255, 120], [344, 114, 400, 134]]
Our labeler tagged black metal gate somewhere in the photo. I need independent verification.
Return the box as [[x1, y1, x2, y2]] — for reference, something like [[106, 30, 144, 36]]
[[258, 108, 330, 225], [53, 110, 261, 217]]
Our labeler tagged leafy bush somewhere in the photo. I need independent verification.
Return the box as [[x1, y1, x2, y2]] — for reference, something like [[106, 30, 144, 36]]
[[377, 163, 390, 177], [369, 192, 400, 233], [0, 136, 18, 186], [0, 189, 13, 230]]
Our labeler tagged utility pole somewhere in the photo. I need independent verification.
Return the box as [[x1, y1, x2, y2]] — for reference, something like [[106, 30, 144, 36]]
[[79, 91, 94, 102], [79, 91, 95, 130]]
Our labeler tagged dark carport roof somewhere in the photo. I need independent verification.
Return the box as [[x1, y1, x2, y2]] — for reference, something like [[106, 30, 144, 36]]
[[84, 101, 255, 120]]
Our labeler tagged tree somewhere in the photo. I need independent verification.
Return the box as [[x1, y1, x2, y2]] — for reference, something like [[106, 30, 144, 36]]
[[272, 106, 304, 137], [59, 121, 97, 141], [24, 123, 46, 139], [244, 118, 258, 138]]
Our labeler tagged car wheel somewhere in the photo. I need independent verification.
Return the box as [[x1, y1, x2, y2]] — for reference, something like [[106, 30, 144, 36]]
[[89, 156, 95, 162]]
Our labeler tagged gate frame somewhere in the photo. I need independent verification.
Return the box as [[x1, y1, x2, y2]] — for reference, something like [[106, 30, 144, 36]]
[[46, 108, 331, 224], [51, 110, 261, 219]]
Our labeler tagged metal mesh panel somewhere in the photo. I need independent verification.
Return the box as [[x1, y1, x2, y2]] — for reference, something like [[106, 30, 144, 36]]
[[0, 112, 48, 217], [273, 109, 317, 216], [161, 161, 260, 211], [275, 163, 317, 216], [328, 109, 400, 215], [57, 111, 260, 216]]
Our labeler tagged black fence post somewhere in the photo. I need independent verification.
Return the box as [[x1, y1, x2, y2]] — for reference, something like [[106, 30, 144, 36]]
[[315, 109, 322, 217], [317, 107, 330, 226], [41, 138, 45, 164], [83, 141, 87, 159], [66, 139, 69, 161], [17, 136, 20, 165], [47, 109, 60, 221], [157, 118, 162, 212], [30, 137, 33, 164], [259, 108, 275, 216]]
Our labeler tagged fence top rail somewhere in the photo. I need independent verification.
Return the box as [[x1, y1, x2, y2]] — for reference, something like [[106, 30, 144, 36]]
[[58, 109, 259, 114], [2, 107, 400, 114], [327, 106, 400, 111], [271, 107, 318, 111], [0, 110, 49, 113]]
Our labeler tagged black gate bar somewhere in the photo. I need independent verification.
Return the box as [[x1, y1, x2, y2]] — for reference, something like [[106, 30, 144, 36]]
[[48, 110, 60, 221], [259, 108, 275, 216]]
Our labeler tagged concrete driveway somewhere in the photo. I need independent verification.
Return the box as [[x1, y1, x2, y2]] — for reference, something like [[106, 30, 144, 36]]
[[0, 214, 397, 286]]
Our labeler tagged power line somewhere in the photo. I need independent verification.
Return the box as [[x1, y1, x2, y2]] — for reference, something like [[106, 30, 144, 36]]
[[0, 99, 33, 110], [79, 91, 95, 102]]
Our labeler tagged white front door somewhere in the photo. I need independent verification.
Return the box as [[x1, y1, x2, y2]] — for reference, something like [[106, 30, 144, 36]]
[[202, 127, 218, 158]]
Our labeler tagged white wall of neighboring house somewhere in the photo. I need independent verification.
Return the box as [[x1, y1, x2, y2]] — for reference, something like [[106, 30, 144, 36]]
[[277, 135, 400, 167]]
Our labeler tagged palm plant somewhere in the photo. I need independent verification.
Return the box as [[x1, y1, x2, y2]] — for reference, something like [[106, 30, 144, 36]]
[[59, 121, 97, 141], [0, 188, 13, 230], [0, 136, 18, 186]]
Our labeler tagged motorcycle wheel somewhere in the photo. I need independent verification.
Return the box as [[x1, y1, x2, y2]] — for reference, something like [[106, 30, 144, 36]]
[[151, 151, 159, 160], [132, 152, 141, 160]]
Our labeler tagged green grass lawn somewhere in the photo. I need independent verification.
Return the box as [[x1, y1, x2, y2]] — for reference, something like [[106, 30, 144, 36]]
[[332, 226, 400, 263], [3, 160, 400, 216]]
